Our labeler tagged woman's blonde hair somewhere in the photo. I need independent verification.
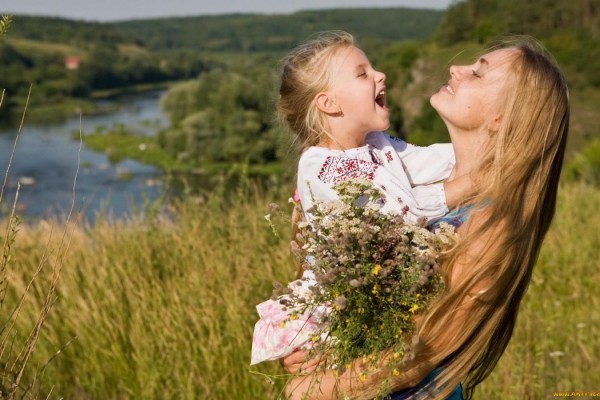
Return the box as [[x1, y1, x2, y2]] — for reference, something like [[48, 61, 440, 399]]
[[277, 30, 355, 152], [410, 37, 569, 399], [342, 37, 570, 400]]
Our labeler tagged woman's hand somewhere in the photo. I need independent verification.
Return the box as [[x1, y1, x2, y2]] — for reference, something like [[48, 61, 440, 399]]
[[281, 349, 321, 374], [282, 350, 331, 400]]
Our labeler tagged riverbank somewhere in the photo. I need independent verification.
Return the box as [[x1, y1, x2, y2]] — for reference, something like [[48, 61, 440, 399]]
[[81, 128, 288, 184], [1, 82, 175, 128], [0, 90, 168, 222]]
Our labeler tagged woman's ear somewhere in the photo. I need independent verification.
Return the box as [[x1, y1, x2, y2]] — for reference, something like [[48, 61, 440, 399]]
[[315, 92, 341, 115], [487, 113, 503, 134]]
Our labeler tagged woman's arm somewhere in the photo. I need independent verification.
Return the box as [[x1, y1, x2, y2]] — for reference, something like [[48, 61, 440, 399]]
[[281, 349, 428, 400], [283, 210, 502, 399]]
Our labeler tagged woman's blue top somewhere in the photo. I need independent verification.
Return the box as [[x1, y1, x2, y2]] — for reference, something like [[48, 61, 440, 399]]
[[387, 369, 463, 399], [430, 204, 472, 231], [388, 206, 472, 400]]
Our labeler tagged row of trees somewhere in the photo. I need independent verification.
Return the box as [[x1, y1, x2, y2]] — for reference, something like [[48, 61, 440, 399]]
[[112, 8, 443, 52], [158, 65, 285, 165]]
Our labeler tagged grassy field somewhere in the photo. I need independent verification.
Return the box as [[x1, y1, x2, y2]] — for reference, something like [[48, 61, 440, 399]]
[[0, 180, 598, 399]]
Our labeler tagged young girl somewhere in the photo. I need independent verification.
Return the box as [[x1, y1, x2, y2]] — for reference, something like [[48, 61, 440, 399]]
[[251, 31, 469, 365]]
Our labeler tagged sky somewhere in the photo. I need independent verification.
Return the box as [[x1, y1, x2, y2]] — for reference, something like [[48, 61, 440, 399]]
[[0, 0, 453, 22]]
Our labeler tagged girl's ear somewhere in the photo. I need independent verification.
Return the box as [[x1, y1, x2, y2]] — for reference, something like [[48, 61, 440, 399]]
[[315, 92, 341, 115]]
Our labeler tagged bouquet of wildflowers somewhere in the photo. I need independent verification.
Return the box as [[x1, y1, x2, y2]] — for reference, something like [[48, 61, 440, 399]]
[[275, 178, 457, 381]]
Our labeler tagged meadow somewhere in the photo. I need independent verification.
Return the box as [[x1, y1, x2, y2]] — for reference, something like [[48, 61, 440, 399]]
[[1, 177, 598, 399]]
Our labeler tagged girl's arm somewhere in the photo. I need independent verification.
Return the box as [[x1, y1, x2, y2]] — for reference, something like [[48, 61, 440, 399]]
[[366, 132, 455, 185]]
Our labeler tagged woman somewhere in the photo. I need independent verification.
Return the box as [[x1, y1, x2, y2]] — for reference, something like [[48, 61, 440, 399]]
[[282, 37, 570, 400]]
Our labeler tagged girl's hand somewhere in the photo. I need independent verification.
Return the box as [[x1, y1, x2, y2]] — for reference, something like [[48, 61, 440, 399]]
[[281, 349, 321, 374]]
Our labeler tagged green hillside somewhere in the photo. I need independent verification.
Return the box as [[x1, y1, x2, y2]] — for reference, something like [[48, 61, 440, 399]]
[[111, 8, 444, 52], [6, 9, 443, 53]]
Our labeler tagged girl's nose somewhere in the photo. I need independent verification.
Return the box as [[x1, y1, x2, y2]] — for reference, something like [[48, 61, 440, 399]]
[[375, 69, 386, 83]]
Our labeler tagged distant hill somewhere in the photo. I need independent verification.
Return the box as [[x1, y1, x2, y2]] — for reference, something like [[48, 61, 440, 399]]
[[7, 8, 444, 53], [111, 8, 443, 52], [6, 15, 137, 47]]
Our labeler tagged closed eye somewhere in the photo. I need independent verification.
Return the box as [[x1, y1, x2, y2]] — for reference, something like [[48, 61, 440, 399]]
[[358, 71, 368, 78]]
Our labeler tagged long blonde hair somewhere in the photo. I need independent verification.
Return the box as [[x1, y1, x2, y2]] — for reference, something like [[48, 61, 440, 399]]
[[278, 31, 356, 277], [404, 38, 570, 399]]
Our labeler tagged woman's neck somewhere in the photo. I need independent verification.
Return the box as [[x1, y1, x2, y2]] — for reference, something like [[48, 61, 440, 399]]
[[448, 129, 489, 181]]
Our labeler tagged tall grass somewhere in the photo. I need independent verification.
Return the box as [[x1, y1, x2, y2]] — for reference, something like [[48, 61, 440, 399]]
[[2, 181, 598, 399], [1, 82, 80, 399], [3, 183, 294, 399], [477, 182, 600, 398]]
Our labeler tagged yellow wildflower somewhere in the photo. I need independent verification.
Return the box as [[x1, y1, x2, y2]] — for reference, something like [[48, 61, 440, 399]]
[[392, 368, 400, 376], [409, 303, 420, 313], [359, 372, 367, 382], [372, 284, 379, 294], [279, 321, 286, 329], [371, 264, 382, 276], [290, 313, 299, 320]]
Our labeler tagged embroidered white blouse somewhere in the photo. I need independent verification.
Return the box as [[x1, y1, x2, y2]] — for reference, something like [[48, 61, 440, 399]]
[[297, 131, 455, 224], [250, 133, 456, 366]]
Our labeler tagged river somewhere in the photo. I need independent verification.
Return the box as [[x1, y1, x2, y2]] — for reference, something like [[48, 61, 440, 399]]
[[0, 91, 167, 223]]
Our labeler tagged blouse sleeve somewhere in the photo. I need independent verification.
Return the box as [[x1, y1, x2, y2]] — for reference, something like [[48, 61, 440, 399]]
[[367, 132, 455, 185], [374, 170, 448, 225]]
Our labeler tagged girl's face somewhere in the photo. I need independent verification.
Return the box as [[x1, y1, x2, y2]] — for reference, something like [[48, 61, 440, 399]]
[[430, 48, 519, 134], [326, 46, 390, 142]]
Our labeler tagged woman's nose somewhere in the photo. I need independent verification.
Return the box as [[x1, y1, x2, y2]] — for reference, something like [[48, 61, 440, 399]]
[[450, 65, 469, 80], [449, 65, 459, 79]]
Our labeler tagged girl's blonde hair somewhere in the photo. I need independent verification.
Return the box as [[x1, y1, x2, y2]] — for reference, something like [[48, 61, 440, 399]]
[[279, 31, 356, 278], [277, 31, 355, 152], [412, 37, 569, 399]]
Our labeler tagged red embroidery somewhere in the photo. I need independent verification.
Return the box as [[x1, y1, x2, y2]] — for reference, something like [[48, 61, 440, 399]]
[[385, 151, 393, 162], [369, 149, 384, 166], [318, 156, 378, 184]]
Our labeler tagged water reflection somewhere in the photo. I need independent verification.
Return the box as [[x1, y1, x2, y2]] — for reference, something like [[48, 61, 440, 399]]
[[0, 91, 167, 223]]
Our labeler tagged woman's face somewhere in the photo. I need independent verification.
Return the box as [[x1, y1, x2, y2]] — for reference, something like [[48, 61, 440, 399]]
[[430, 48, 519, 134]]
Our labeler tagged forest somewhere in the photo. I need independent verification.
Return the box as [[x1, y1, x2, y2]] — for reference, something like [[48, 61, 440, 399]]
[[0, 8, 441, 124]]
